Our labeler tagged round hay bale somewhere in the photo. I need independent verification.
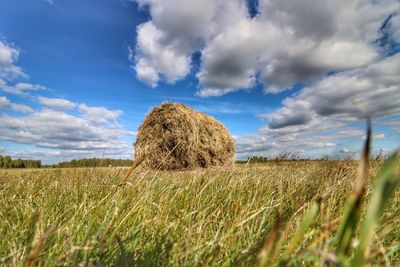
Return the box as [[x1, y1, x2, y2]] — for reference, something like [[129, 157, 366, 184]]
[[134, 102, 235, 170]]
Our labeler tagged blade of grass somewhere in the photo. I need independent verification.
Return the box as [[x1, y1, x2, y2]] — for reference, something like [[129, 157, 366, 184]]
[[120, 156, 145, 185], [335, 119, 371, 260], [258, 215, 281, 267], [24, 225, 57, 267], [280, 201, 319, 263], [352, 150, 400, 266]]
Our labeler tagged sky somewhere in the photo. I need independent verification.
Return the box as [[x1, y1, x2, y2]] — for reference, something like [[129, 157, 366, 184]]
[[0, 0, 399, 164]]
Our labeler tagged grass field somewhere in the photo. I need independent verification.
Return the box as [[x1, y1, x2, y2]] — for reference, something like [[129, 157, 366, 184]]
[[0, 156, 399, 266]]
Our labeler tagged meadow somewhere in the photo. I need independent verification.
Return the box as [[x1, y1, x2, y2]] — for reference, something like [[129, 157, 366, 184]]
[[0, 154, 399, 266]]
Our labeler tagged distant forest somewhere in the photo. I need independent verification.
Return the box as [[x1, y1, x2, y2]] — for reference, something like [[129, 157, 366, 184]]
[[55, 158, 133, 168], [0, 155, 133, 168], [0, 155, 41, 168]]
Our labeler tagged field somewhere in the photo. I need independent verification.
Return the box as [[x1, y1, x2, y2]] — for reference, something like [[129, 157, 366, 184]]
[[0, 157, 399, 266]]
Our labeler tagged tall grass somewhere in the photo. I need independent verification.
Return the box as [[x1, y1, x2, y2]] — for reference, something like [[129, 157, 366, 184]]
[[0, 153, 399, 266]]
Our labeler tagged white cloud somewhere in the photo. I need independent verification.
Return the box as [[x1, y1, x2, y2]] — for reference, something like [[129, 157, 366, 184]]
[[0, 96, 10, 109], [265, 54, 400, 129], [134, 0, 247, 87], [0, 108, 130, 151], [0, 41, 26, 80], [0, 38, 133, 163], [239, 53, 399, 157], [0, 97, 134, 163], [339, 148, 351, 154], [78, 103, 123, 125], [362, 133, 385, 140], [0, 79, 46, 95], [268, 98, 314, 129], [134, 22, 191, 86], [234, 116, 370, 159], [134, 0, 400, 96], [135, 57, 159, 87], [196, 88, 242, 98], [38, 96, 76, 110], [0, 96, 33, 113], [375, 133, 385, 140], [10, 103, 34, 113]]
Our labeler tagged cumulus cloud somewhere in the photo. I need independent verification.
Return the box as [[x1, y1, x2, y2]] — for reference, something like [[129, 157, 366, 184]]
[[0, 96, 33, 113], [268, 98, 314, 129], [38, 96, 76, 110], [0, 79, 46, 95], [363, 133, 385, 141], [10, 103, 34, 113], [134, 0, 399, 95], [0, 38, 133, 163], [236, 53, 400, 157], [0, 42, 46, 97], [375, 133, 385, 140], [235, 116, 369, 159], [132, 0, 399, 158], [237, 59, 397, 159], [0, 108, 130, 151], [266, 54, 400, 129], [0, 41, 26, 80], [0, 98, 134, 163], [134, 22, 192, 86], [133, 0, 253, 89], [78, 103, 123, 125], [0, 96, 10, 109]]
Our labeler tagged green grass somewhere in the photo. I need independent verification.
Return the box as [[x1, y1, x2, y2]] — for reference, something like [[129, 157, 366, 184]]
[[0, 156, 399, 266]]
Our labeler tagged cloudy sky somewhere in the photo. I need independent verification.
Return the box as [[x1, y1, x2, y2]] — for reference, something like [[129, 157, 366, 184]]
[[0, 0, 399, 163]]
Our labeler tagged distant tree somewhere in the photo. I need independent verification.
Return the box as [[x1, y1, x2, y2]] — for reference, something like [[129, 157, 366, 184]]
[[0, 155, 42, 169], [3, 156, 12, 168], [54, 158, 133, 168], [13, 159, 25, 168]]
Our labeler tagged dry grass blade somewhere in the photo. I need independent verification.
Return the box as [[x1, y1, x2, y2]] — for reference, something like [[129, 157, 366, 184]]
[[354, 118, 371, 196], [258, 215, 281, 266], [289, 203, 319, 252], [352, 150, 400, 266], [24, 225, 57, 267], [305, 248, 339, 265], [119, 156, 145, 186], [336, 118, 371, 260]]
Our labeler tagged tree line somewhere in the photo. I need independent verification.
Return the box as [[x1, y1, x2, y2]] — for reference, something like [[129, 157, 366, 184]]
[[244, 153, 301, 163], [54, 158, 133, 168], [0, 155, 41, 168], [0, 155, 134, 169]]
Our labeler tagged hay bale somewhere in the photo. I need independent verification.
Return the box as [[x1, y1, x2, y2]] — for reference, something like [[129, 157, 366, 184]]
[[134, 102, 235, 170]]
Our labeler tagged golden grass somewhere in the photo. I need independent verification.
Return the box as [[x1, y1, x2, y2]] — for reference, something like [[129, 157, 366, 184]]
[[0, 159, 399, 266]]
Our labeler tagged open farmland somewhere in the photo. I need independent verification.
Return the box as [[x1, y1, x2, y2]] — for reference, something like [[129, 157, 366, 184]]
[[1, 159, 399, 266]]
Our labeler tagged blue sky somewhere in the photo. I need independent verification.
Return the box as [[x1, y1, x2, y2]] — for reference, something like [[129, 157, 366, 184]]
[[0, 0, 399, 163]]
